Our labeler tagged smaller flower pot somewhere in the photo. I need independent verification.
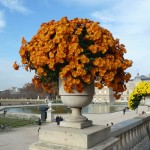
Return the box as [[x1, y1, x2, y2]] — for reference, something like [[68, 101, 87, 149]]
[[145, 96, 150, 112]]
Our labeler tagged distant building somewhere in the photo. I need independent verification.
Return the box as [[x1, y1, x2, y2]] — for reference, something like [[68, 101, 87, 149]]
[[93, 86, 115, 103], [10, 87, 20, 94], [93, 73, 150, 103]]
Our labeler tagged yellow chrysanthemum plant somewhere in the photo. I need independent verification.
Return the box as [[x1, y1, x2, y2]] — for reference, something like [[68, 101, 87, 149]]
[[13, 17, 132, 99], [128, 82, 150, 110]]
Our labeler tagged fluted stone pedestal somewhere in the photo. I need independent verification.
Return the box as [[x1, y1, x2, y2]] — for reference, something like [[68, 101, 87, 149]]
[[29, 124, 118, 150]]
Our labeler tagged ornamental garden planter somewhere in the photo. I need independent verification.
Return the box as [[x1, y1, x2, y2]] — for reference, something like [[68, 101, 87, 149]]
[[14, 16, 132, 149], [128, 82, 150, 110], [144, 96, 150, 112], [59, 79, 94, 128]]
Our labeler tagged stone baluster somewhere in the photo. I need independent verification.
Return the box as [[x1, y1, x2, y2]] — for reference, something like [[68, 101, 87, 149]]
[[133, 128, 137, 148], [117, 135, 124, 150], [112, 143, 118, 150], [148, 121, 150, 130], [129, 129, 134, 149], [122, 133, 128, 150], [138, 125, 142, 142], [149, 120, 150, 127], [136, 125, 143, 147], [136, 126, 140, 145], [136, 126, 140, 144], [146, 121, 150, 137], [141, 123, 146, 138], [145, 122, 149, 136], [131, 128, 136, 147], [126, 130, 131, 149], [135, 127, 139, 146], [144, 122, 147, 137], [131, 128, 136, 148]]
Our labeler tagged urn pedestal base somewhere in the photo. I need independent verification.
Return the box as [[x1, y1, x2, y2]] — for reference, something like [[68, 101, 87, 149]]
[[60, 120, 92, 129], [29, 124, 118, 150], [144, 96, 150, 114]]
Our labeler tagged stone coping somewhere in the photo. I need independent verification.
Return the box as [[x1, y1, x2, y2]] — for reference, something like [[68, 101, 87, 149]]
[[111, 114, 150, 137]]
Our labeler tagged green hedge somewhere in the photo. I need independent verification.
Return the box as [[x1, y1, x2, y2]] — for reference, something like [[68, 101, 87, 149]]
[[0, 117, 36, 129]]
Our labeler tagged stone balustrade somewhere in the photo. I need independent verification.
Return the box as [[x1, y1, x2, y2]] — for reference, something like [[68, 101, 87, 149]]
[[111, 114, 150, 150], [29, 112, 150, 150]]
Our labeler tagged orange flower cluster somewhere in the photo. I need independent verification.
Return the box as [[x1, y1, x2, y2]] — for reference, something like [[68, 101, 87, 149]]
[[13, 17, 132, 99], [13, 61, 19, 70]]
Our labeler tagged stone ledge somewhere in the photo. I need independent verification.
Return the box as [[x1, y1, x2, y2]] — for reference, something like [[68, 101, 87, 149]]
[[111, 114, 150, 137], [136, 114, 150, 122], [111, 118, 142, 137]]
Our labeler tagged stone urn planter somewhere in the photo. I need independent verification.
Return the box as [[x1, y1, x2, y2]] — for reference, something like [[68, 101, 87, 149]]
[[144, 96, 150, 112], [59, 79, 94, 128]]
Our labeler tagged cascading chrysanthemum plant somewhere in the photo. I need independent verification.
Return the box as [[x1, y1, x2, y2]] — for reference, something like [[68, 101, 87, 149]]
[[128, 81, 150, 110], [13, 17, 132, 99]]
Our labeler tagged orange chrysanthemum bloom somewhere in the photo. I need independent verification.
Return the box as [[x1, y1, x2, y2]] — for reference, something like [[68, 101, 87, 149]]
[[13, 17, 132, 99], [13, 62, 19, 70]]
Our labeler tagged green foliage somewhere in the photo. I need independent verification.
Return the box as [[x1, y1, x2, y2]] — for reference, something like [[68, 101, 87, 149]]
[[0, 117, 36, 129]]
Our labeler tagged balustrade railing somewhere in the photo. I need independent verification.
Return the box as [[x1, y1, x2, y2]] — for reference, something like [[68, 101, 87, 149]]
[[111, 114, 150, 150]]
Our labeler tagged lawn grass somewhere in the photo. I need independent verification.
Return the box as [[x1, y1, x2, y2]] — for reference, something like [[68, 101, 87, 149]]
[[0, 117, 36, 128]]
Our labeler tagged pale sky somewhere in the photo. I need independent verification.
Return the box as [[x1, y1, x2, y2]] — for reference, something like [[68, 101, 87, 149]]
[[0, 0, 150, 90]]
